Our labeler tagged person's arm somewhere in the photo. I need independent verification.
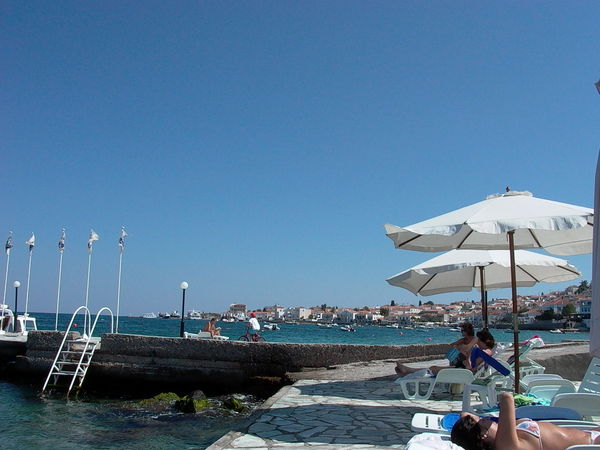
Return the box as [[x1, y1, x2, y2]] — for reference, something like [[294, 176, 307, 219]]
[[495, 392, 521, 449]]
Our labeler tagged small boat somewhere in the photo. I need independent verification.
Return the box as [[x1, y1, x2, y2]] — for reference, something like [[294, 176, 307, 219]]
[[187, 310, 202, 320], [221, 317, 235, 323], [263, 323, 280, 331], [317, 323, 332, 328], [340, 326, 356, 332], [386, 323, 400, 329], [449, 327, 461, 332], [549, 329, 563, 334], [158, 312, 171, 319], [142, 312, 157, 319]]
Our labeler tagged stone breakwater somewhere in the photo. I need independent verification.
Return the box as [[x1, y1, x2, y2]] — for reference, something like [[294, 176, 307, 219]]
[[8, 331, 452, 393]]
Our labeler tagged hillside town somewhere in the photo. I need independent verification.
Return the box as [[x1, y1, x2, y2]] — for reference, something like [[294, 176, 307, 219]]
[[218, 281, 592, 330]]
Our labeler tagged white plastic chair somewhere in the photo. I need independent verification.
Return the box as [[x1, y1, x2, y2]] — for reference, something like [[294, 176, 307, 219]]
[[396, 368, 475, 400], [551, 393, 600, 420], [579, 358, 600, 395], [565, 446, 600, 450]]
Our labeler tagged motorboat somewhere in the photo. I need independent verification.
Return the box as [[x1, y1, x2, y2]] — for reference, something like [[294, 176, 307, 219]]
[[142, 312, 157, 319], [263, 323, 280, 331], [340, 326, 356, 332], [317, 323, 332, 328], [549, 329, 563, 334], [0, 306, 37, 361], [221, 317, 235, 323], [187, 310, 202, 320], [386, 323, 400, 328], [449, 327, 461, 332]]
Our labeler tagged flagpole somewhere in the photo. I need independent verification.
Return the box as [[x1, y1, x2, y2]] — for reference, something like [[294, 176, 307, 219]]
[[116, 250, 123, 333], [2, 239, 11, 326], [24, 246, 33, 317], [2, 232, 13, 317], [55, 251, 63, 330], [84, 250, 92, 336], [84, 229, 99, 338], [115, 227, 127, 334], [55, 229, 65, 331]]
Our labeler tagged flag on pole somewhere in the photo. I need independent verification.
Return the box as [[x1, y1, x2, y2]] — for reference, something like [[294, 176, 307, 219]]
[[118, 227, 128, 253], [25, 233, 35, 252], [5, 233, 13, 255], [58, 229, 66, 253], [88, 229, 99, 252]]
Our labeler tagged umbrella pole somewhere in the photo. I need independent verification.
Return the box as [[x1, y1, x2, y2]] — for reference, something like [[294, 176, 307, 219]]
[[508, 231, 520, 393], [479, 266, 488, 328]]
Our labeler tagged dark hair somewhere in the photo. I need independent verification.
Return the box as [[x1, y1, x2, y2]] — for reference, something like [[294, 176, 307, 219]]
[[451, 415, 493, 450], [476, 330, 495, 349], [460, 322, 475, 336]]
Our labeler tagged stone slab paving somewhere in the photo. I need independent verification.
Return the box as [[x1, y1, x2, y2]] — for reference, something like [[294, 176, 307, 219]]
[[209, 378, 464, 449]]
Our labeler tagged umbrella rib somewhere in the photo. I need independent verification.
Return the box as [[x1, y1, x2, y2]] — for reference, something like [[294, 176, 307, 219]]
[[456, 229, 473, 248], [528, 229, 543, 248], [394, 235, 421, 248], [417, 274, 438, 294], [517, 266, 539, 282]]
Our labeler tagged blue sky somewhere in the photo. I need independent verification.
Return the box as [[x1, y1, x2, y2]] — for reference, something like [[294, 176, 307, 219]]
[[2, 1, 599, 316]]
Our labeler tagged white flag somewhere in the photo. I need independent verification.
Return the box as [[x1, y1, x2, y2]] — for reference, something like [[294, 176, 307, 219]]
[[25, 233, 35, 251], [118, 227, 128, 252], [88, 229, 99, 252], [58, 229, 66, 253], [5, 232, 13, 255]]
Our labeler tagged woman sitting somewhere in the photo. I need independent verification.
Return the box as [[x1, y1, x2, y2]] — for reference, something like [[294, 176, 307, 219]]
[[464, 329, 496, 371], [203, 318, 221, 337], [451, 392, 600, 450], [396, 322, 478, 377]]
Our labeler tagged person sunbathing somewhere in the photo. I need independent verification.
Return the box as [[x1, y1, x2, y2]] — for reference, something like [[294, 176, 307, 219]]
[[451, 392, 600, 450], [395, 322, 479, 376], [203, 318, 221, 337]]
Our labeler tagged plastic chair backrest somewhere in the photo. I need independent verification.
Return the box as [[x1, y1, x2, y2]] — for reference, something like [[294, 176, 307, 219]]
[[551, 393, 600, 420], [578, 358, 600, 394], [435, 368, 475, 384]]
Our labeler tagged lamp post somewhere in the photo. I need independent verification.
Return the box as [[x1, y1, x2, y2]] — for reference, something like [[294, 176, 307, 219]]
[[179, 281, 188, 337], [13, 281, 20, 332]]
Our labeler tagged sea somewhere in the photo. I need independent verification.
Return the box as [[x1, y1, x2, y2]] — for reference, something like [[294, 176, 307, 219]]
[[0, 313, 590, 449]]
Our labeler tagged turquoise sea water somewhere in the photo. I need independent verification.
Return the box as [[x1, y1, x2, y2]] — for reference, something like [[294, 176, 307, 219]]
[[0, 313, 589, 449]]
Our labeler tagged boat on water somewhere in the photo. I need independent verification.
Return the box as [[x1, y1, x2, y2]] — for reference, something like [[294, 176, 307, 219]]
[[549, 329, 563, 334], [0, 306, 38, 360], [142, 312, 157, 319], [317, 323, 332, 328], [187, 310, 202, 320], [263, 323, 280, 331], [340, 326, 356, 332], [221, 317, 235, 322], [386, 323, 400, 329], [449, 327, 461, 332]]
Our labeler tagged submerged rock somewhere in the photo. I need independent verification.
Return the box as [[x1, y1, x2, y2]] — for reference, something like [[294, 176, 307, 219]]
[[221, 396, 246, 413], [175, 396, 212, 413]]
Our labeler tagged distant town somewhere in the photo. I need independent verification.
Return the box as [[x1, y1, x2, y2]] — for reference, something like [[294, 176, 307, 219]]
[[166, 281, 592, 331]]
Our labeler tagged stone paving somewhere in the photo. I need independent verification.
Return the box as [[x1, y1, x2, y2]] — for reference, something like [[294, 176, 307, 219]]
[[209, 378, 464, 449]]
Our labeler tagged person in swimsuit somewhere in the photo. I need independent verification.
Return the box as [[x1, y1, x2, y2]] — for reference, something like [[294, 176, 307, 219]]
[[395, 322, 479, 376], [451, 392, 600, 450]]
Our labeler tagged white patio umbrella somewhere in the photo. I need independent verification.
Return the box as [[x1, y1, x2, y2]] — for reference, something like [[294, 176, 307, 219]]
[[386, 249, 581, 328], [592, 153, 600, 358], [384, 189, 593, 391]]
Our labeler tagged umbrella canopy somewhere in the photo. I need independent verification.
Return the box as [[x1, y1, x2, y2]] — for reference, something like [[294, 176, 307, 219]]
[[386, 249, 581, 296], [385, 190, 593, 256], [592, 153, 600, 358], [384, 189, 594, 392]]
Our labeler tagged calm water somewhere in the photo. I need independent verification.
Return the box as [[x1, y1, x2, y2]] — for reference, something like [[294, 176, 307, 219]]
[[0, 313, 589, 449]]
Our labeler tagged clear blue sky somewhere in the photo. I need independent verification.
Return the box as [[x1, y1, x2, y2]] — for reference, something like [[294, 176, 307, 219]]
[[2, 1, 599, 316]]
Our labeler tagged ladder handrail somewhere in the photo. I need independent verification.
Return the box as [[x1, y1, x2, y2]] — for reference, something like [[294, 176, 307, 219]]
[[66, 307, 114, 393], [42, 305, 92, 393], [42, 306, 114, 395]]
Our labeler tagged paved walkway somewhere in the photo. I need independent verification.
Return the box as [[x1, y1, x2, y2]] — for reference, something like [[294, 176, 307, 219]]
[[209, 376, 462, 449], [208, 342, 590, 449]]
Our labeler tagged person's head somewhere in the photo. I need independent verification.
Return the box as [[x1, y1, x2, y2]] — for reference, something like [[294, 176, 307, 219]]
[[250, 312, 256, 318], [451, 413, 496, 450], [476, 329, 495, 350], [210, 318, 216, 323], [460, 322, 475, 337]]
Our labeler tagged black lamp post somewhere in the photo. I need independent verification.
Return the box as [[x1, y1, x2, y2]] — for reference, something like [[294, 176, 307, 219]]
[[13, 281, 20, 332], [179, 281, 188, 337]]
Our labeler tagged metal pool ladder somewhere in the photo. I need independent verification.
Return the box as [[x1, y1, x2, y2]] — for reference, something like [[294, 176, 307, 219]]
[[42, 306, 114, 396]]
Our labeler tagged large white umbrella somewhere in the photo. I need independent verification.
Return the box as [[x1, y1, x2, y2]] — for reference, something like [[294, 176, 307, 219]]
[[386, 249, 581, 327], [385, 190, 593, 391], [592, 153, 600, 358]]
